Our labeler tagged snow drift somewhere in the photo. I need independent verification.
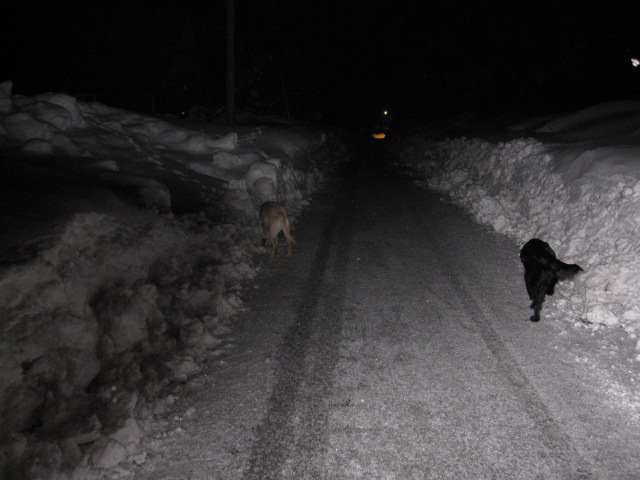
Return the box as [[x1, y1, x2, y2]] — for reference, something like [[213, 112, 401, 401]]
[[0, 80, 346, 479], [393, 101, 640, 347]]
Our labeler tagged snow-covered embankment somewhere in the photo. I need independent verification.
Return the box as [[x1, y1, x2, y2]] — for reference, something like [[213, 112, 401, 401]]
[[0, 80, 346, 478], [393, 107, 640, 348]]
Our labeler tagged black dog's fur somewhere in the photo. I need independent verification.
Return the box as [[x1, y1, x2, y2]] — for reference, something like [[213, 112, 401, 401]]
[[520, 238, 583, 322]]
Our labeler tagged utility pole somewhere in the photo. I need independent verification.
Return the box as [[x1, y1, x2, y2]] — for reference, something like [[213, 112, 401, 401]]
[[225, 0, 235, 124]]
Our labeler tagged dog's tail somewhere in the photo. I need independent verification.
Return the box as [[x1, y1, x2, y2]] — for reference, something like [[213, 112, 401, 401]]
[[554, 261, 583, 281]]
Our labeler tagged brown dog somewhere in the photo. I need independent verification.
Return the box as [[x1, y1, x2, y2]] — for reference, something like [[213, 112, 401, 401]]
[[258, 202, 296, 257]]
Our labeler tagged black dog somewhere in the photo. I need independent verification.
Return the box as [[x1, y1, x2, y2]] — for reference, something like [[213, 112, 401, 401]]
[[520, 238, 583, 322]]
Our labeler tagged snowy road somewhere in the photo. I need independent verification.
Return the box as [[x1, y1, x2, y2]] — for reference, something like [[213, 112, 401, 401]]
[[136, 145, 640, 480]]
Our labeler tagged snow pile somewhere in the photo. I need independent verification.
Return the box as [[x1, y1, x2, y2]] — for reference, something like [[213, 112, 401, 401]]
[[0, 80, 346, 479], [1, 211, 256, 477], [394, 101, 640, 342], [0, 80, 337, 214]]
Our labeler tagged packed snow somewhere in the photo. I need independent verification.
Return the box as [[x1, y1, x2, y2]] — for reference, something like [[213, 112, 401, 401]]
[[392, 100, 640, 350], [0, 80, 346, 479]]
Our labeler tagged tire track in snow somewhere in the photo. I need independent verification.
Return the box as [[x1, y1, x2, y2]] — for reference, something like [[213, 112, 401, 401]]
[[244, 162, 358, 479], [424, 194, 597, 480]]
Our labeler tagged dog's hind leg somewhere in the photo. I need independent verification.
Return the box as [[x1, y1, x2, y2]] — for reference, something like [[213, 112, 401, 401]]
[[530, 305, 541, 322], [281, 222, 296, 257], [258, 217, 268, 247], [267, 229, 279, 257], [524, 271, 538, 311], [530, 295, 543, 322], [531, 279, 551, 322]]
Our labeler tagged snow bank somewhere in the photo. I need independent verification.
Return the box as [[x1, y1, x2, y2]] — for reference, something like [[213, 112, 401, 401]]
[[0, 80, 347, 479], [394, 108, 640, 342], [0, 80, 337, 212], [0, 209, 259, 478]]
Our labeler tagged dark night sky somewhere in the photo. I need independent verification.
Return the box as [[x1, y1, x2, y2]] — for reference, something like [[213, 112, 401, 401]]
[[3, 1, 640, 124]]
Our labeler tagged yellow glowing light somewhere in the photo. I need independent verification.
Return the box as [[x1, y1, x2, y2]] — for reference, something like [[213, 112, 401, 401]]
[[383, 110, 389, 115], [372, 133, 386, 139]]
